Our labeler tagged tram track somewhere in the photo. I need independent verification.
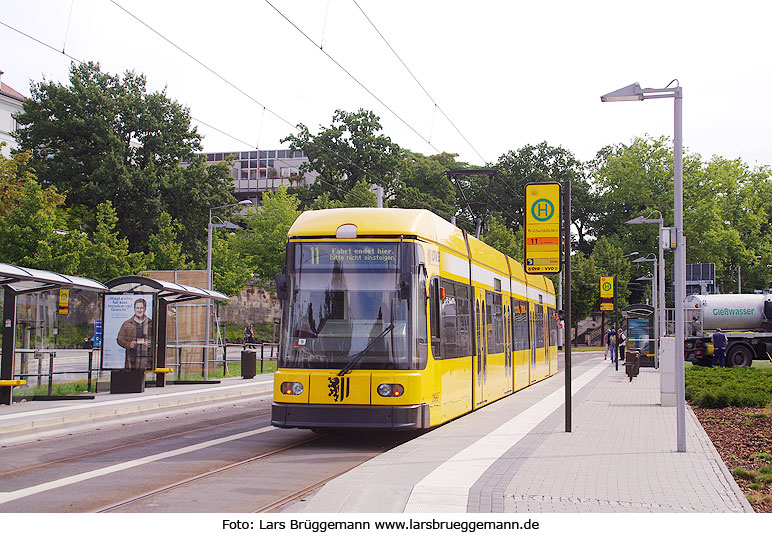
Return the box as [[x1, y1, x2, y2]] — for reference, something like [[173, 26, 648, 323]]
[[0, 410, 270, 477], [252, 459, 370, 513], [95, 433, 328, 513]]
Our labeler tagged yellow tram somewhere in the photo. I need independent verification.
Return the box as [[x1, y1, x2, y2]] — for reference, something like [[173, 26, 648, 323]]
[[271, 208, 558, 430]]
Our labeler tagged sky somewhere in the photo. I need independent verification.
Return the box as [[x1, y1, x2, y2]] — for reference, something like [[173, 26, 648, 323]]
[[2, 0, 772, 168]]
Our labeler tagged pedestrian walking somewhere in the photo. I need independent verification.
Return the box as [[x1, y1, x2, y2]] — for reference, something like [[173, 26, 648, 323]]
[[606, 326, 617, 363], [244, 324, 256, 350], [712, 328, 727, 367]]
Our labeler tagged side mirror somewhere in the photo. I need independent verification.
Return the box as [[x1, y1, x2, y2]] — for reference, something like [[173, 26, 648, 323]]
[[276, 273, 288, 301]]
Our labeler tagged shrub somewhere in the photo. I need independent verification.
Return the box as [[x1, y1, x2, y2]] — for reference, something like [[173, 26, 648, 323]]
[[686, 366, 772, 408]]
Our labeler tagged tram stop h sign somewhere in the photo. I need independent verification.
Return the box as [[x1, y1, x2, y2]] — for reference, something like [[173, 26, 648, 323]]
[[524, 182, 562, 274]]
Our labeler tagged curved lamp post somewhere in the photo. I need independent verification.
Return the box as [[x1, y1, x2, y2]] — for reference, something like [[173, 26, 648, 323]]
[[602, 80, 686, 452]]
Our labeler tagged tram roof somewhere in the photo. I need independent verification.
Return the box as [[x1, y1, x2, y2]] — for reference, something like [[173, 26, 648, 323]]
[[288, 208, 468, 252]]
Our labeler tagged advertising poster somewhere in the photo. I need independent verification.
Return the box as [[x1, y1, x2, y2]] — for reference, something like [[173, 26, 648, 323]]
[[102, 294, 155, 370]]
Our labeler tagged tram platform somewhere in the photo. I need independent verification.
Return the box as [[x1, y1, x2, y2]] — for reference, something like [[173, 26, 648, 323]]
[[292, 352, 752, 513], [0, 375, 274, 446]]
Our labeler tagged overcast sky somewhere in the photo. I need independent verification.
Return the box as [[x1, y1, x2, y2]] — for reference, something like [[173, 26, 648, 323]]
[[2, 0, 771, 168]]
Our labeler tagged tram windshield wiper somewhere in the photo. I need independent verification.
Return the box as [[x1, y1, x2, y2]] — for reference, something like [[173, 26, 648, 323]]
[[337, 323, 395, 376]]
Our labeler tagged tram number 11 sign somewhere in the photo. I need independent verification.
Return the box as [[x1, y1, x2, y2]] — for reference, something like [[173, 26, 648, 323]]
[[524, 182, 561, 274]]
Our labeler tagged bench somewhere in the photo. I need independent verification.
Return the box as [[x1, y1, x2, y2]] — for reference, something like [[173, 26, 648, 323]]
[[0, 380, 27, 387], [145, 368, 174, 374]]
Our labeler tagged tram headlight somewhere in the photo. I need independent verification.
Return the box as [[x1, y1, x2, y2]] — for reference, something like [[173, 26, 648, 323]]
[[377, 383, 404, 397], [281, 382, 304, 395]]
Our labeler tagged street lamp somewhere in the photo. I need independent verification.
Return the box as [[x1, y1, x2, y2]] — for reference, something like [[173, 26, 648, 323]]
[[602, 80, 686, 452], [205, 199, 253, 379], [633, 255, 659, 369], [626, 211, 666, 350]]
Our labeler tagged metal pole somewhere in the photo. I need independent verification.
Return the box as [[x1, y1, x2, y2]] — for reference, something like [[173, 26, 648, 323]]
[[564, 179, 572, 433], [658, 219, 665, 345], [376, 186, 384, 208], [674, 86, 686, 452], [738, 266, 741, 294], [204, 209, 212, 381], [614, 277, 619, 372], [652, 259, 659, 369]]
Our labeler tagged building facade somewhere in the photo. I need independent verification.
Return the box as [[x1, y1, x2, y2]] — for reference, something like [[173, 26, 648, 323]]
[[0, 71, 25, 157], [185, 148, 318, 200]]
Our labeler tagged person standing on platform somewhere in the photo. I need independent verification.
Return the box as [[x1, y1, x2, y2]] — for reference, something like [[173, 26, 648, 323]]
[[712, 328, 728, 367], [618, 328, 627, 362]]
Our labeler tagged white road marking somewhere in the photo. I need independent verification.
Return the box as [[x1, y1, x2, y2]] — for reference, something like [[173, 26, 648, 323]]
[[0, 426, 276, 505], [404, 358, 608, 512]]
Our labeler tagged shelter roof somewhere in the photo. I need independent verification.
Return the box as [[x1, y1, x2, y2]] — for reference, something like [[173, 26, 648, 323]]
[[621, 304, 655, 319], [0, 263, 108, 293], [105, 275, 229, 303]]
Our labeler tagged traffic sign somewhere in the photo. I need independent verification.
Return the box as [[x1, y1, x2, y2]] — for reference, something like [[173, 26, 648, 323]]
[[600, 277, 614, 298], [600, 302, 614, 311], [524, 182, 561, 274], [58, 288, 69, 315]]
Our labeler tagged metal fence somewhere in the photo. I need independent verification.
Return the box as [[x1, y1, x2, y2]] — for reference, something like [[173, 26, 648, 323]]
[[5, 342, 279, 396]]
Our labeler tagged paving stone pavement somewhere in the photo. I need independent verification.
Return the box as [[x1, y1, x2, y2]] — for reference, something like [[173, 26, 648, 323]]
[[298, 354, 753, 513]]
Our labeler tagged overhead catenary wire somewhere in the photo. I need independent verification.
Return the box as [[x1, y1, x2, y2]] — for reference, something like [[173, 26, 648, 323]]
[[263, 0, 441, 156], [350, 0, 487, 165]]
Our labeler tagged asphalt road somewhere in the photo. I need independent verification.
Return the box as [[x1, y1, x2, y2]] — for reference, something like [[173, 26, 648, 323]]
[[0, 393, 416, 513]]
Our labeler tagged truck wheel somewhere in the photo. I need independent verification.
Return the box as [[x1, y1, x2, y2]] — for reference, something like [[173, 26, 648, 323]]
[[726, 344, 753, 368]]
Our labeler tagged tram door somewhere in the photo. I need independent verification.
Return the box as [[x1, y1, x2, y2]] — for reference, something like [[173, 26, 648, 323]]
[[504, 299, 512, 392], [474, 292, 487, 406]]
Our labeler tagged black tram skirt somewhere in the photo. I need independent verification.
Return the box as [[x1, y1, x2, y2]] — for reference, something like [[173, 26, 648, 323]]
[[272, 402, 430, 430]]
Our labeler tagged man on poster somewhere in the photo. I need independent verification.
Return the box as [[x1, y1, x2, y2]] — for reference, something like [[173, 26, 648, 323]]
[[116, 298, 153, 370]]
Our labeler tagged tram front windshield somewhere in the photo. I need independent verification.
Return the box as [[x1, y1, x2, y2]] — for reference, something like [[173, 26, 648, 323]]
[[280, 242, 411, 370]]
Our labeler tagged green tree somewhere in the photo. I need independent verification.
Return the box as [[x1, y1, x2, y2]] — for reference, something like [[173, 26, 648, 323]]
[[282, 109, 404, 203], [147, 212, 192, 271], [162, 156, 237, 264], [481, 215, 523, 262], [0, 178, 84, 274], [211, 229, 252, 298], [236, 186, 301, 287], [0, 144, 37, 216], [570, 252, 599, 345], [343, 180, 377, 207], [390, 151, 459, 219], [78, 201, 151, 283], [14, 62, 233, 255]]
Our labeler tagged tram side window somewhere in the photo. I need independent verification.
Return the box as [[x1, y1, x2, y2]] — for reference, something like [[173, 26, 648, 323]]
[[430, 278, 440, 358], [511, 300, 527, 351], [440, 280, 458, 358], [455, 283, 472, 357], [485, 291, 504, 354], [535, 305, 545, 349], [437, 279, 472, 359], [547, 307, 558, 347]]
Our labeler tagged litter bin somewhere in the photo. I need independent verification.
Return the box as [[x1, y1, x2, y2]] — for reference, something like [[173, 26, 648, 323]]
[[624, 349, 640, 382], [241, 350, 257, 379]]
